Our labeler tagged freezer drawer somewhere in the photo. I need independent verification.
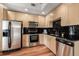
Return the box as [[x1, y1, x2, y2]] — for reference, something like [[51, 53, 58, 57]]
[[2, 37, 9, 51]]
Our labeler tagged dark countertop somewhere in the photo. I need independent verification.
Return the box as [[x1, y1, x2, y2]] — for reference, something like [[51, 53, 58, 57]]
[[23, 27, 54, 34], [46, 34, 79, 42], [23, 27, 79, 42]]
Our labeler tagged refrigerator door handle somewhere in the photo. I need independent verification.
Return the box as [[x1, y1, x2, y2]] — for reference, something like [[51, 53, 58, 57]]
[[8, 22, 11, 48]]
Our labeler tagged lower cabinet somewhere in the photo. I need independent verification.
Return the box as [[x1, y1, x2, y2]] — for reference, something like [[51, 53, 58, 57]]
[[74, 41, 79, 56], [39, 34, 44, 44], [22, 34, 79, 56], [44, 35, 56, 55], [50, 37, 56, 54], [22, 35, 30, 47]]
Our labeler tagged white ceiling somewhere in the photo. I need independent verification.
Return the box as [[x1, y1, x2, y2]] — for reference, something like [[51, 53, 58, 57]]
[[2, 3, 60, 16]]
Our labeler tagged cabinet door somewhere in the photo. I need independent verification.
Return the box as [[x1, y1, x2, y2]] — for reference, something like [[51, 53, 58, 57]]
[[60, 4, 69, 26], [49, 4, 69, 26], [74, 41, 79, 56], [54, 4, 69, 26], [15, 12, 28, 27], [22, 35, 29, 47], [0, 7, 4, 20], [50, 36, 56, 54], [45, 13, 54, 27], [0, 7, 8, 20], [22, 35, 26, 47], [68, 4, 79, 25], [43, 35, 48, 46], [46, 36, 51, 48], [31, 15, 38, 22], [8, 11, 16, 20], [44, 35, 56, 54], [3, 9, 8, 20], [39, 34, 44, 44], [38, 16, 45, 27]]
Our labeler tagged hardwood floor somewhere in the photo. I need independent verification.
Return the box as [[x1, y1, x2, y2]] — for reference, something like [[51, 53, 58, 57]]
[[0, 45, 55, 56]]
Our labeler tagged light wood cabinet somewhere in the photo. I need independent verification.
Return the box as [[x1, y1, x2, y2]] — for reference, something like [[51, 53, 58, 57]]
[[60, 4, 69, 26], [22, 35, 27, 47], [31, 15, 39, 22], [46, 4, 79, 27], [46, 4, 69, 26], [22, 35, 30, 47], [3, 9, 8, 20], [15, 12, 28, 27], [44, 35, 56, 54], [8, 11, 16, 20], [17, 13, 39, 27], [43, 35, 48, 46], [68, 4, 79, 25], [50, 36, 56, 54], [0, 7, 8, 20], [0, 7, 4, 20], [45, 13, 54, 27], [8, 11, 44, 27], [74, 41, 79, 56], [8, 11, 29, 27], [38, 16, 45, 27], [47, 35, 56, 54], [39, 34, 44, 44]]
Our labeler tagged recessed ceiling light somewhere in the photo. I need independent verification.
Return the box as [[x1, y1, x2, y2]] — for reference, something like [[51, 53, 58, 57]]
[[42, 12, 45, 14], [25, 8, 28, 11]]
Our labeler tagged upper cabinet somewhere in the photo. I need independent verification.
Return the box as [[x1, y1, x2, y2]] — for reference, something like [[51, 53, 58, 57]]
[[46, 4, 69, 26], [8, 11, 45, 27], [58, 4, 69, 26], [45, 13, 54, 27], [38, 16, 45, 27], [46, 4, 79, 26], [0, 7, 4, 20], [0, 7, 8, 20], [68, 4, 79, 25], [8, 11, 16, 20], [2, 4, 79, 27], [15, 12, 39, 27], [15, 12, 29, 27]]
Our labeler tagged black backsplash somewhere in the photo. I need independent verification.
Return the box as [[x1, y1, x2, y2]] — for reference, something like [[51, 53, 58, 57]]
[[61, 25, 79, 40], [23, 27, 44, 34]]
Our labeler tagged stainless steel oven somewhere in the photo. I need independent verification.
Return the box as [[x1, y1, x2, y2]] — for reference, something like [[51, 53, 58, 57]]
[[30, 34, 39, 42]]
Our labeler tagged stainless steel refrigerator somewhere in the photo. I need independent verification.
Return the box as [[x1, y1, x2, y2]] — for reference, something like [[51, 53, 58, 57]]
[[0, 20, 22, 51]]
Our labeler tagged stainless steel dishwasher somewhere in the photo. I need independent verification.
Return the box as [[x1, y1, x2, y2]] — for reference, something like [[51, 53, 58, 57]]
[[56, 38, 74, 56]]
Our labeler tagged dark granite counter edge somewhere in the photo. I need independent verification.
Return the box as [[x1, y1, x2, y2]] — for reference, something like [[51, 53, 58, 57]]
[[46, 34, 79, 42]]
